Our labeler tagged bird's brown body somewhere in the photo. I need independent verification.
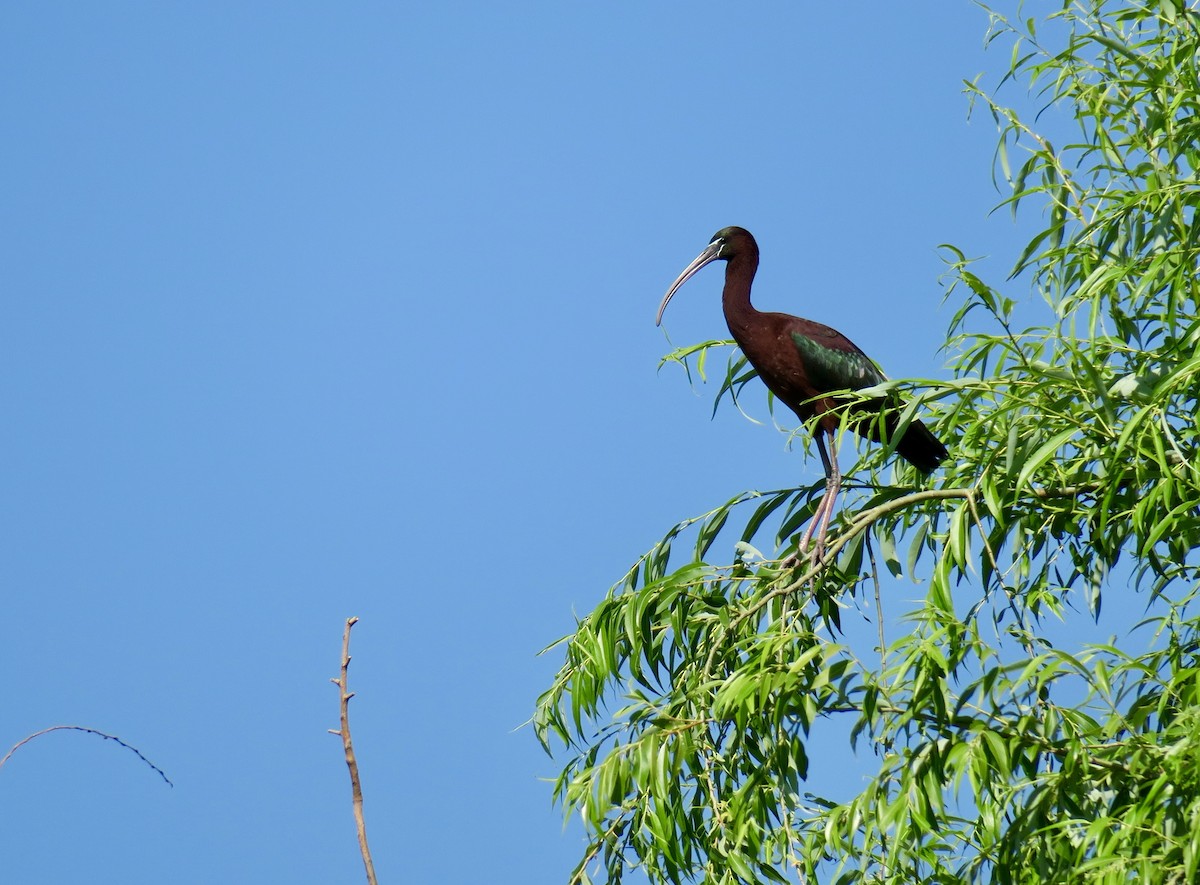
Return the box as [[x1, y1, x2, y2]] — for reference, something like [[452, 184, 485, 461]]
[[729, 309, 868, 433]]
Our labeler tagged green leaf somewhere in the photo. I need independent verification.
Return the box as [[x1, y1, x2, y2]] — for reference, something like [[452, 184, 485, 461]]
[[1014, 426, 1077, 492]]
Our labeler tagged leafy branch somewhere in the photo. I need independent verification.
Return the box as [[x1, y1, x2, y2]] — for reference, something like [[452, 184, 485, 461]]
[[537, 3, 1200, 883]]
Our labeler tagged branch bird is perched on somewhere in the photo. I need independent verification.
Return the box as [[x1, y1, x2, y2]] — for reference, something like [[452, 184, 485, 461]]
[[657, 226, 948, 560]]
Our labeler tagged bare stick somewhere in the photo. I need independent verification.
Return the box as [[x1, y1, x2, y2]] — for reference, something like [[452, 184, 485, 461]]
[[865, 531, 886, 666], [1, 725, 172, 786], [329, 617, 378, 885]]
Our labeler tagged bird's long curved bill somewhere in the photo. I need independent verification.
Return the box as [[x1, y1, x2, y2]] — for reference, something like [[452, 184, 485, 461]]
[[655, 242, 722, 326]]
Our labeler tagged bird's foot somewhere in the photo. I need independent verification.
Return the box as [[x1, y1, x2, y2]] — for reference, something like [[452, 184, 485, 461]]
[[803, 537, 827, 566], [783, 536, 826, 570]]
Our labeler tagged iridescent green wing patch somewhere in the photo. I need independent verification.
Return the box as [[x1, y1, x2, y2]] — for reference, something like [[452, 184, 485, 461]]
[[791, 331, 886, 392]]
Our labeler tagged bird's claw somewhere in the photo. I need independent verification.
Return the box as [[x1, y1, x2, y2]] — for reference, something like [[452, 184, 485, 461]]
[[784, 537, 826, 570], [800, 536, 827, 566]]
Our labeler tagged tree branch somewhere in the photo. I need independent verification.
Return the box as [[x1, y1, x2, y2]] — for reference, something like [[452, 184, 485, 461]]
[[329, 617, 378, 885], [0, 725, 172, 786]]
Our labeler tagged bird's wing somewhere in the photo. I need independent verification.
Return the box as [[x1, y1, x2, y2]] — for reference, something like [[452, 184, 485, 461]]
[[791, 327, 887, 393]]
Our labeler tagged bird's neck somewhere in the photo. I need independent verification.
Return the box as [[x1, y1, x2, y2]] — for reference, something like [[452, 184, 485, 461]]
[[721, 251, 760, 336]]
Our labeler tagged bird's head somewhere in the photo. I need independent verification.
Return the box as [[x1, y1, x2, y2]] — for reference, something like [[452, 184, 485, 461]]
[[656, 226, 758, 326], [709, 226, 754, 255]]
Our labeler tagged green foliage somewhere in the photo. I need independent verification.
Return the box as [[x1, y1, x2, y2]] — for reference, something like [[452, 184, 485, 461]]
[[536, 3, 1200, 883]]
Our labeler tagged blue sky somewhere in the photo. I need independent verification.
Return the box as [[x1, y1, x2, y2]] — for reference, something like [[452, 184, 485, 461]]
[[3, 4, 1044, 882]]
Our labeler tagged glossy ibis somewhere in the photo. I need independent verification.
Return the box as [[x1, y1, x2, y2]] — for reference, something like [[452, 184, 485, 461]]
[[656, 226, 947, 560]]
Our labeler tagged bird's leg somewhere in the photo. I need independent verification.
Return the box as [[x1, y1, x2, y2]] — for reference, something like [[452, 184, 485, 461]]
[[812, 432, 841, 558], [797, 431, 840, 563]]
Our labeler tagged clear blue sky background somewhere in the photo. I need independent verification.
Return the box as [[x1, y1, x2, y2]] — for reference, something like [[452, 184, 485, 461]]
[[3, 4, 1060, 883]]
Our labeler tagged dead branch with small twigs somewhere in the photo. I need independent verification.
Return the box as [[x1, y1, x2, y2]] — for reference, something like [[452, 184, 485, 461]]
[[329, 616, 378, 885]]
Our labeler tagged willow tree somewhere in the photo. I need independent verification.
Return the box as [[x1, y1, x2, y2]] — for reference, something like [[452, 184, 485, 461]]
[[536, 2, 1200, 883]]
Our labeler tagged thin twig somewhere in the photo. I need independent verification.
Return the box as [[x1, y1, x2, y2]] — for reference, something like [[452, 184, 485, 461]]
[[0, 725, 172, 786], [865, 531, 885, 666], [966, 492, 1035, 655], [329, 617, 378, 885]]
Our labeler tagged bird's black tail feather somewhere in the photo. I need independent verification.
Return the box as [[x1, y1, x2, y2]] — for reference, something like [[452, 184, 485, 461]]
[[895, 419, 949, 474]]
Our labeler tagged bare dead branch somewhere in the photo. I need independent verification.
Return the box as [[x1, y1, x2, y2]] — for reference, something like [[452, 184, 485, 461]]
[[0, 725, 172, 786], [329, 617, 378, 885]]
